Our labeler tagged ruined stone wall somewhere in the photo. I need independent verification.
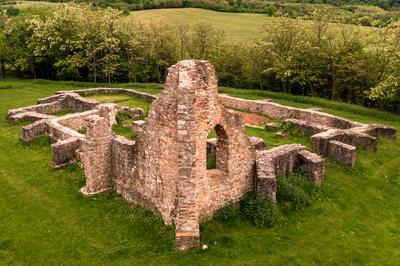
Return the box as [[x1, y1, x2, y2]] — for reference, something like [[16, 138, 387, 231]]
[[255, 144, 325, 201], [54, 110, 99, 131], [219, 95, 361, 129], [63, 87, 157, 102], [9, 60, 331, 252], [98, 61, 256, 250]]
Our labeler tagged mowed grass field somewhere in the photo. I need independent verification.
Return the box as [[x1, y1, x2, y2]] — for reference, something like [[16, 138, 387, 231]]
[[131, 8, 378, 41], [1, 79, 400, 265]]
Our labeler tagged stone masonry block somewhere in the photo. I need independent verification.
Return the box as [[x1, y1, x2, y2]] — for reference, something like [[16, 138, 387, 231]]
[[297, 149, 325, 186], [327, 140, 356, 167]]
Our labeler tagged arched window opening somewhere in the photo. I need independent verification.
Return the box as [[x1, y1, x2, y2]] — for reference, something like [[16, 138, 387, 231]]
[[206, 124, 228, 171]]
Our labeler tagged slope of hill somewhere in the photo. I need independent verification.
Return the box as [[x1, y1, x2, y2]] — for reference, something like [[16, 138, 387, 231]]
[[6, 0, 400, 27], [131, 8, 377, 41]]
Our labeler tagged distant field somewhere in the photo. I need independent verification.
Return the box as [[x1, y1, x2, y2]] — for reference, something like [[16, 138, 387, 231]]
[[131, 8, 378, 42], [7, 3, 380, 42], [14, 0, 57, 9]]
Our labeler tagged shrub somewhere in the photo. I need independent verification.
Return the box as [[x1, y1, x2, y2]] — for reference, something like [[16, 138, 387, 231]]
[[277, 172, 316, 209], [240, 193, 278, 228], [115, 112, 133, 125], [279, 122, 309, 138], [213, 203, 240, 223]]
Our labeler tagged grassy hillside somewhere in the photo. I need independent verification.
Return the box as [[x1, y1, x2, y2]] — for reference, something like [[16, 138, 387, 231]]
[[131, 8, 378, 41], [0, 79, 400, 264]]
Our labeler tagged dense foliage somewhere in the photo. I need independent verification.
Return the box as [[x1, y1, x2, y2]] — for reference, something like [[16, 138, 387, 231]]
[[0, 3, 400, 112]]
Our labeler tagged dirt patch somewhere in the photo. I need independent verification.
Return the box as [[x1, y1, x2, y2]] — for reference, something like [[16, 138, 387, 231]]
[[229, 109, 272, 126]]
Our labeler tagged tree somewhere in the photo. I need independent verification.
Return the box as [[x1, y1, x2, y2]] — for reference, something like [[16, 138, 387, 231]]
[[188, 22, 224, 59], [0, 30, 10, 78], [5, 13, 38, 79], [65, 5, 121, 84], [116, 17, 152, 82]]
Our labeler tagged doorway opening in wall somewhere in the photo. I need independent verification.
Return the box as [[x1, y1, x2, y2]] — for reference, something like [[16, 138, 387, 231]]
[[206, 124, 228, 171]]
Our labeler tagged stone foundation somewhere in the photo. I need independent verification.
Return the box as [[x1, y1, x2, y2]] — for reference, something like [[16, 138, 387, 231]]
[[220, 95, 395, 167], [14, 59, 397, 251]]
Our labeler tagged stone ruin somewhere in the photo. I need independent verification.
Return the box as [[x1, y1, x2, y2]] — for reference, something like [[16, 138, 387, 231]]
[[7, 60, 395, 251], [220, 95, 396, 167]]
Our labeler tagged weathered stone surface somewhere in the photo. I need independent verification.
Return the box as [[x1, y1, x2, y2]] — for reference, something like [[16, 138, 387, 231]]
[[220, 94, 361, 129], [311, 129, 377, 158], [80, 115, 113, 195], [297, 149, 325, 185], [61, 87, 157, 102], [8, 111, 54, 124], [8, 92, 98, 123], [97, 103, 118, 127], [307, 107, 323, 112], [350, 124, 397, 140], [249, 137, 268, 151], [132, 120, 145, 136], [255, 151, 277, 202], [266, 122, 279, 132], [219, 94, 395, 168], [327, 140, 356, 167], [255, 144, 324, 200], [283, 118, 331, 135], [21, 120, 48, 142], [51, 138, 81, 168]]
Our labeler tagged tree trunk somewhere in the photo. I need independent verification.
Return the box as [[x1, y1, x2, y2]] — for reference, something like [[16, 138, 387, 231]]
[[1, 60, 5, 79], [127, 51, 132, 83], [156, 65, 161, 83], [31, 63, 36, 80], [331, 70, 336, 100], [93, 58, 97, 85]]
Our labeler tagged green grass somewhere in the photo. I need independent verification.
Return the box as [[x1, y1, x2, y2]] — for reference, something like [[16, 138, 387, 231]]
[[85, 94, 152, 114], [52, 108, 75, 117], [1, 79, 400, 264], [132, 8, 378, 42]]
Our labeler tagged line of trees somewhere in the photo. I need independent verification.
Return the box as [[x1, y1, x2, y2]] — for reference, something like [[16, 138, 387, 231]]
[[1, 3, 400, 112]]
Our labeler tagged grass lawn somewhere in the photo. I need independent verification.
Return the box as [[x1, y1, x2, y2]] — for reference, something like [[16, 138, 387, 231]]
[[0, 79, 400, 265], [85, 94, 152, 112]]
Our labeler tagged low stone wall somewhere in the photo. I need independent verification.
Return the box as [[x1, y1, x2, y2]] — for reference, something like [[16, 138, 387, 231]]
[[62, 87, 157, 102], [220, 94, 395, 167], [54, 109, 99, 131], [21, 120, 48, 142], [255, 144, 325, 201], [297, 149, 325, 185], [327, 140, 356, 167], [311, 129, 377, 154], [283, 118, 331, 135], [219, 94, 361, 129], [8, 92, 99, 123], [61, 93, 98, 112], [8, 102, 63, 119], [51, 138, 82, 168], [8, 112, 54, 124]]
